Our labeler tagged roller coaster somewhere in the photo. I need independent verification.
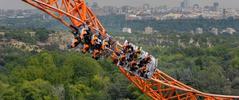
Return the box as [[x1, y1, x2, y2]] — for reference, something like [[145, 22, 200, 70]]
[[22, 0, 239, 99]]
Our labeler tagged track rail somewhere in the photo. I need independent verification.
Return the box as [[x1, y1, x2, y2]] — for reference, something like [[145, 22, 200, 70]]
[[22, 0, 239, 99]]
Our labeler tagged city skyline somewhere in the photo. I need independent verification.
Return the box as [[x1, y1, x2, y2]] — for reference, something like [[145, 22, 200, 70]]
[[1, 0, 239, 10]]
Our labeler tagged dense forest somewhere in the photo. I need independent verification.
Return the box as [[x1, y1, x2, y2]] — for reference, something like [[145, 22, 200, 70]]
[[0, 48, 150, 100]]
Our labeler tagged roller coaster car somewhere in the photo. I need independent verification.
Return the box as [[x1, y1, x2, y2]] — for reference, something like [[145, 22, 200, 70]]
[[68, 24, 110, 59], [68, 25, 157, 79], [115, 41, 157, 79]]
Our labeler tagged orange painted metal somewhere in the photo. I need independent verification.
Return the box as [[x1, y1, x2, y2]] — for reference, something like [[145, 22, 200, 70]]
[[22, 0, 106, 37], [120, 68, 239, 100], [22, 0, 239, 99]]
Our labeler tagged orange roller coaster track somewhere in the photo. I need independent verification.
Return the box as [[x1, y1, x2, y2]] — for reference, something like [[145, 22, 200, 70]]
[[22, 0, 239, 99]]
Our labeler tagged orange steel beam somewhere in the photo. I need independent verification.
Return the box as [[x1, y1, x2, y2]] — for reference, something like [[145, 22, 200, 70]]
[[22, 0, 239, 99], [22, 0, 106, 37]]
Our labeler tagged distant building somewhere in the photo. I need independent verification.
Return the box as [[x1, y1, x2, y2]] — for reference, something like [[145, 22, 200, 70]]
[[91, 2, 99, 9], [121, 6, 132, 14], [91, 2, 109, 16], [210, 28, 218, 35], [16, 16, 25, 19], [144, 26, 153, 34], [143, 4, 150, 10], [193, 4, 200, 10], [126, 14, 142, 20], [29, 32, 36, 37], [213, 2, 219, 11], [122, 27, 132, 33], [0, 32, 5, 36], [24, 32, 36, 37], [207, 38, 213, 48], [189, 38, 194, 44], [181, 0, 190, 9], [223, 9, 227, 18], [190, 30, 194, 34], [195, 27, 203, 34], [195, 41, 200, 48], [222, 28, 236, 35]]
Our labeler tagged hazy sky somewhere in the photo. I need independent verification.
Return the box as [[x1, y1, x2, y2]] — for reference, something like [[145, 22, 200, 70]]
[[1, 0, 239, 10]]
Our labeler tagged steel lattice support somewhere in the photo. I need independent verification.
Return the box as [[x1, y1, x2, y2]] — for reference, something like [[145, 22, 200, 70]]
[[120, 68, 238, 100], [23, 0, 106, 37], [22, 0, 239, 99]]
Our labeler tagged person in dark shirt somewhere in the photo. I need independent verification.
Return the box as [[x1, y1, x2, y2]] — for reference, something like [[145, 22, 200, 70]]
[[67, 25, 82, 48]]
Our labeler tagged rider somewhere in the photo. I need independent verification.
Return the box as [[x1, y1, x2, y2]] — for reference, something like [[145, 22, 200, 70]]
[[67, 25, 81, 48], [91, 34, 99, 46], [118, 53, 126, 67], [129, 60, 138, 72], [67, 37, 81, 48], [80, 27, 91, 53], [91, 35, 102, 59], [138, 54, 151, 68], [111, 46, 121, 64], [70, 25, 80, 36], [138, 66, 149, 79], [122, 41, 134, 63], [122, 40, 129, 53], [138, 54, 150, 79], [126, 47, 141, 62], [134, 47, 142, 60], [92, 38, 110, 60], [101, 39, 110, 50]]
